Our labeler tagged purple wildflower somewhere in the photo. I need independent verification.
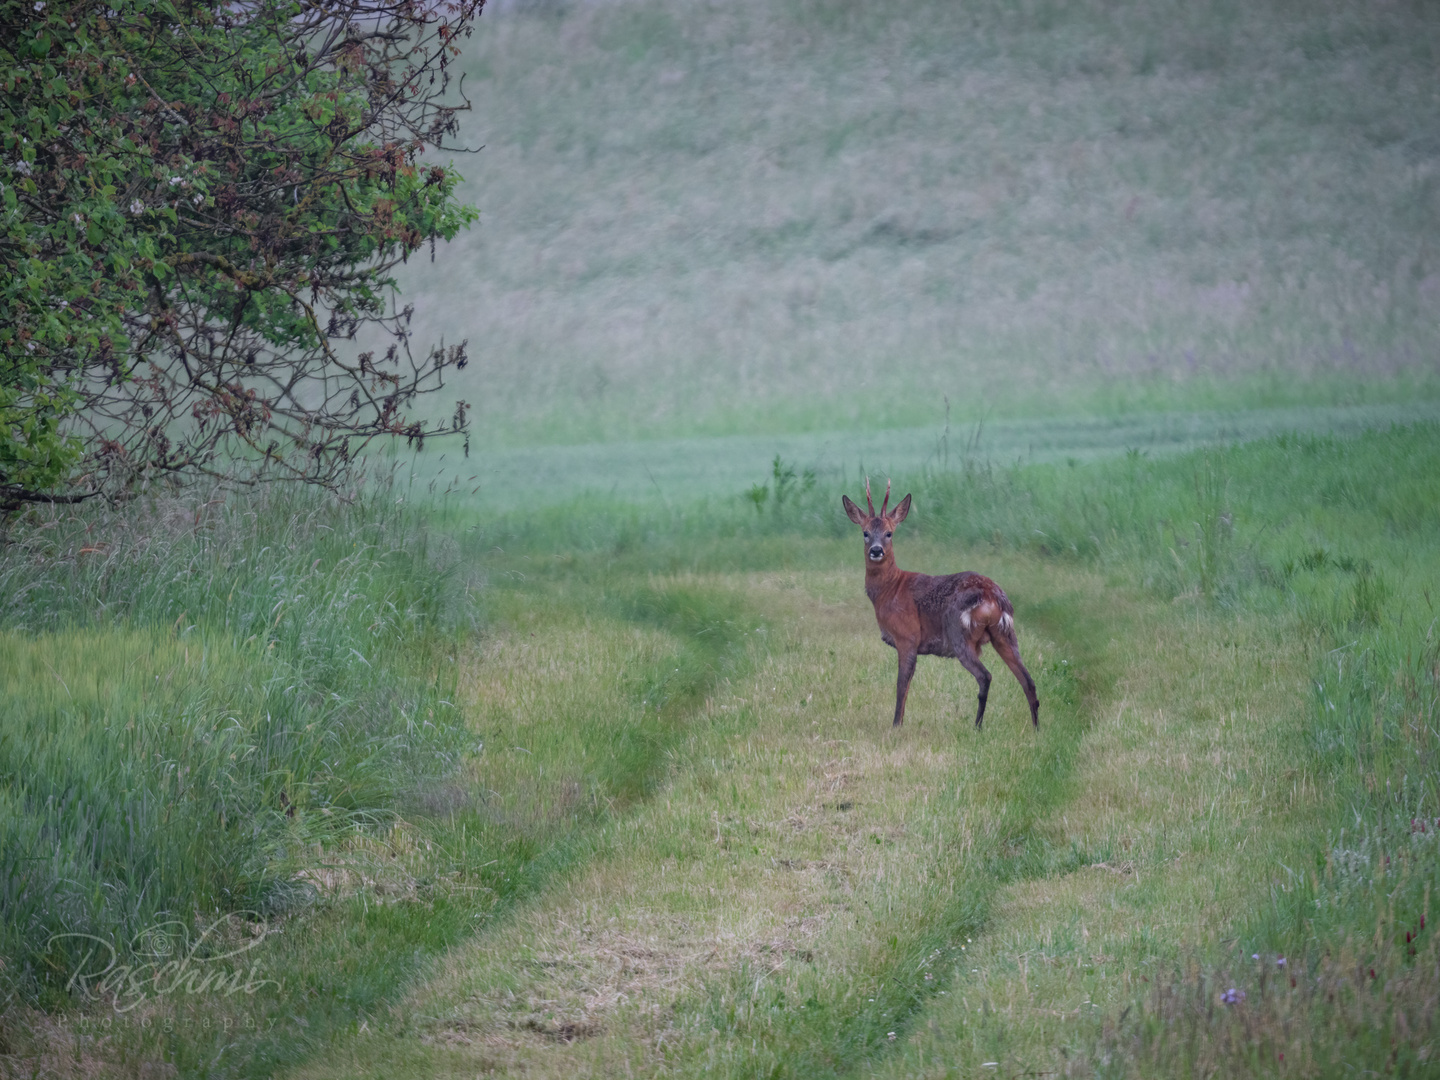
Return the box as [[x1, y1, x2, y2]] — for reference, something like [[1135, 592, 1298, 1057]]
[[1221, 988, 1246, 1004], [1276, 957, 1286, 967]]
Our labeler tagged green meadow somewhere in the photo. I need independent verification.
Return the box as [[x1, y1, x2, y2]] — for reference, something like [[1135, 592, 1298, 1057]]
[[3, 0, 1440, 1078]]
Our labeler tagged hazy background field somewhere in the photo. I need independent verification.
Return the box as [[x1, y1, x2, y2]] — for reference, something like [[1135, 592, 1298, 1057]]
[[393, 0, 1438, 488]]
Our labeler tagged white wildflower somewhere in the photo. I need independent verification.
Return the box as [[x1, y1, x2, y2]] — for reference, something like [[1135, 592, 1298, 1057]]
[[14, 160, 32, 177], [130, 199, 145, 214]]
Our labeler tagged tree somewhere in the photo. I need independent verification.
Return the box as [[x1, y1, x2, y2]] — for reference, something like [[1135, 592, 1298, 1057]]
[[0, 0, 482, 513]]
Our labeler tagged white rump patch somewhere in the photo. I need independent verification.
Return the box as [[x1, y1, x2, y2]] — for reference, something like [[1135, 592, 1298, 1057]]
[[960, 609, 972, 630], [999, 613, 1014, 632]]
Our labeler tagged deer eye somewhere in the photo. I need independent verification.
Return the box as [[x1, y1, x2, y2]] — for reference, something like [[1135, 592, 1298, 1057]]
[[885, 531, 892, 538]]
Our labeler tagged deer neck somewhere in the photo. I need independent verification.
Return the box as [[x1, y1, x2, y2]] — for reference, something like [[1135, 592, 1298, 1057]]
[[864, 555, 904, 602]]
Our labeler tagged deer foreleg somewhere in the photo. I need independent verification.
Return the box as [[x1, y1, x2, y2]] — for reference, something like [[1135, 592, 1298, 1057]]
[[893, 650, 918, 727]]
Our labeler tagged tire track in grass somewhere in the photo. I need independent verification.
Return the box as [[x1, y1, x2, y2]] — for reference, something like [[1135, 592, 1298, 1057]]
[[679, 584, 1120, 1080], [844, 596, 1119, 1073], [278, 565, 1304, 1080], [279, 562, 1121, 1080], [272, 573, 784, 1080], [869, 599, 1318, 1077], [94, 573, 765, 1080]]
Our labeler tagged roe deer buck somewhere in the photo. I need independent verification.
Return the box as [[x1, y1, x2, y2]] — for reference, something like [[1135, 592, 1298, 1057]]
[[842, 479, 1040, 730]]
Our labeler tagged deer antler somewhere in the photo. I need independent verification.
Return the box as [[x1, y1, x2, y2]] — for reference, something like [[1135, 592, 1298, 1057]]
[[864, 476, 875, 516], [880, 478, 891, 517]]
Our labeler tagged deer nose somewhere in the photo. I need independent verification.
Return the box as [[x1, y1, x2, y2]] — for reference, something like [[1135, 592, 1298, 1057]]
[[868, 545, 884, 560]]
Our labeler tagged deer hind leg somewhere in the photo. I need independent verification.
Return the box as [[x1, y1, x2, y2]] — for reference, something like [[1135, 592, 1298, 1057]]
[[951, 638, 992, 730], [988, 617, 1040, 729]]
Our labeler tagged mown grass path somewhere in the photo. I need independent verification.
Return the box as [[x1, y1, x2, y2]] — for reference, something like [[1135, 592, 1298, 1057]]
[[285, 548, 1316, 1079]]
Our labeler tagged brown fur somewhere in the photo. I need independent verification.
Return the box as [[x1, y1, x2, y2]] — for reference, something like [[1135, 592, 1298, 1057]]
[[843, 483, 1040, 730]]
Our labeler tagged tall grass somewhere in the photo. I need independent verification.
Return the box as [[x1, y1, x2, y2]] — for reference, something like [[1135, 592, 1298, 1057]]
[[0, 486, 473, 1007], [463, 422, 1440, 603]]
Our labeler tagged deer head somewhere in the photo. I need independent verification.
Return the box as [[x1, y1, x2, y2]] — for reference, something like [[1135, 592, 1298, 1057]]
[[841, 477, 912, 565]]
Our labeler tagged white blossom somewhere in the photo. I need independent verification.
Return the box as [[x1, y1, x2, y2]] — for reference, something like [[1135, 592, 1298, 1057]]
[[130, 199, 145, 215]]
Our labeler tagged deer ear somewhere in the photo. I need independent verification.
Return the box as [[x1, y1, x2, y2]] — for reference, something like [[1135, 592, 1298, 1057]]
[[842, 495, 867, 525], [890, 494, 912, 525]]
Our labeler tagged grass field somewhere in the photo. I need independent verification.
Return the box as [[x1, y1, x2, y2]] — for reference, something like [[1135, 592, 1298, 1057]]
[[3, 0, 1440, 1077], [394, 0, 1440, 445], [4, 424, 1438, 1078], [403, 398, 1440, 511]]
